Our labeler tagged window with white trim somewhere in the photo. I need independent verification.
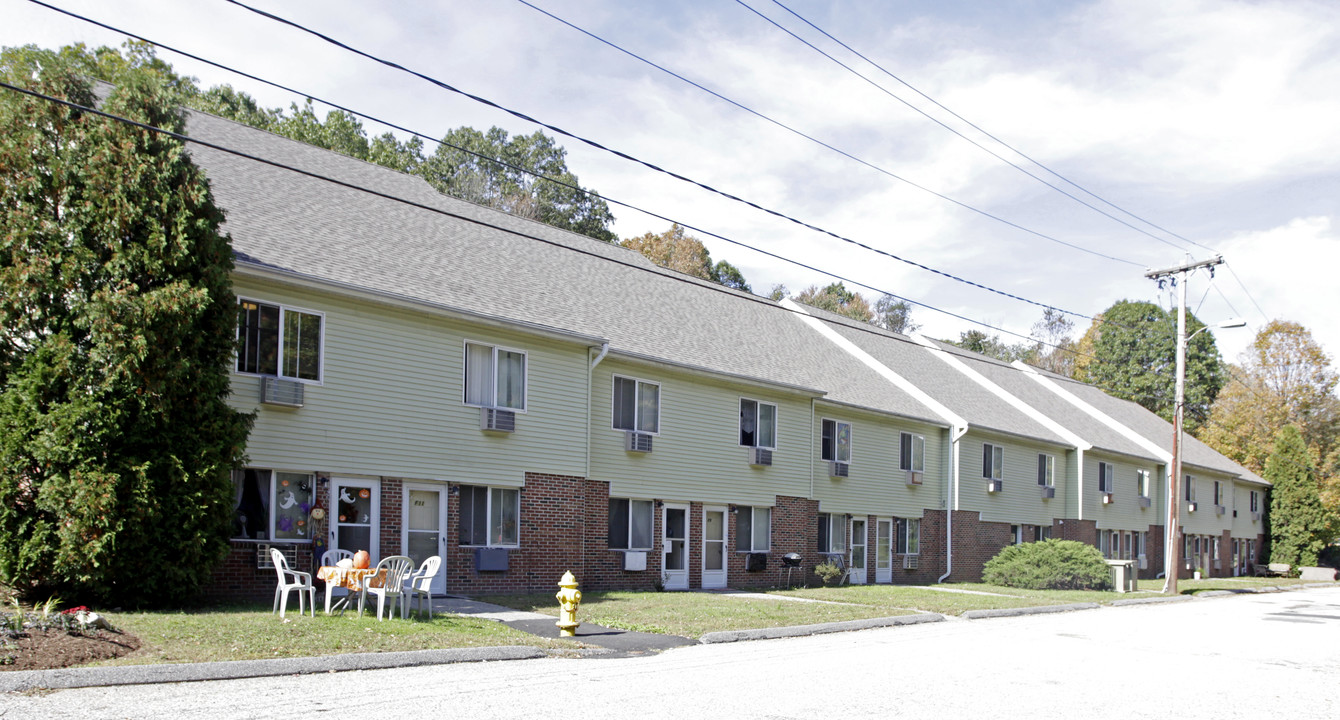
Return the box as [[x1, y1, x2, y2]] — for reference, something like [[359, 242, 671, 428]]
[[1037, 453, 1054, 487], [612, 376, 659, 433], [983, 443, 1004, 480], [899, 432, 925, 472], [1136, 469, 1151, 498], [1184, 475, 1197, 502], [458, 485, 519, 547], [464, 342, 526, 410], [1098, 461, 1115, 493], [739, 399, 777, 449], [1250, 491, 1259, 513], [231, 469, 314, 541], [608, 498, 653, 550], [895, 517, 920, 554], [817, 513, 846, 553], [821, 419, 852, 463], [735, 506, 770, 552], [236, 299, 323, 381], [1135, 531, 1147, 558], [1213, 480, 1224, 506], [1011, 524, 1023, 545]]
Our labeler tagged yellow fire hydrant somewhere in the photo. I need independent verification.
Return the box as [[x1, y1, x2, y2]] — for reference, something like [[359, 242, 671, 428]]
[[555, 570, 582, 637]]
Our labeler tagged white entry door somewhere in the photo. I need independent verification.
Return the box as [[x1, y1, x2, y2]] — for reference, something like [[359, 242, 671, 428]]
[[702, 506, 727, 589], [849, 517, 867, 585], [403, 483, 447, 595], [875, 518, 893, 583], [662, 504, 689, 590], [330, 477, 380, 561]]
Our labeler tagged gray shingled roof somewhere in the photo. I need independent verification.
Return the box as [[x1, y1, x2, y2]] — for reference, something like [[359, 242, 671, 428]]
[[185, 109, 947, 423]]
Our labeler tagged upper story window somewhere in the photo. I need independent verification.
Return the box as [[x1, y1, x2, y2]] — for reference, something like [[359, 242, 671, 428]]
[[464, 342, 526, 410], [458, 485, 519, 547], [817, 512, 846, 554], [1213, 480, 1224, 506], [739, 399, 777, 449], [1250, 490, 1260, 513], [982, 443, 1004, 480], [1037, 453, 1055, 487], [231, 468, 314, 541], [613, 376, 659, 433], [821, 419, 852, 463], [1098, 462, 1115, 493], [608, 498, 654, 550], [236, 299, 323, 381], [1184, 475, 1197, 502], [735, 506, 771, 552], [900, 432, 926, 473], [1136, 469, 1151, 498]]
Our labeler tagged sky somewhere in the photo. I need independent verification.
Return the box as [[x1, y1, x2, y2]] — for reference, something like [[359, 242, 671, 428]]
[[5, 0, 1339, 366]]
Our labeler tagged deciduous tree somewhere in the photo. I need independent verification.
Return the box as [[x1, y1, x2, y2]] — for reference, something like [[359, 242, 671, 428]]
[[795, 283, 873, 322]]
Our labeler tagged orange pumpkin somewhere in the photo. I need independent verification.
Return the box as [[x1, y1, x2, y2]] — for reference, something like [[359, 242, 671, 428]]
[[353, 550, 370, 569]]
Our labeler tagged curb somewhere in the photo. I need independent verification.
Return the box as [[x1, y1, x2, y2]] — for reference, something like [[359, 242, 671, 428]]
[[961, 602, 1100, 620], [699, 613, 943, 644], [0, 645, 544, 693], [1109, 595, 1194, 607]]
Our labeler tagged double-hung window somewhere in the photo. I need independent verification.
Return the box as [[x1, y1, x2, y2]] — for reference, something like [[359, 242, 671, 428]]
[[895, 518, 920, 554], [899, 432, 925, 472], [236, 299, 323, 381], [231, 469, 315, 541], [1136, 469, 1151, 498], [1213, 480, 1224, 506], [1037, 453, 1055, 487], [1250, 491, 1259, 513], [458, 485, 519, 547], [983, 443, 1004, 480], [464, 342, 526, 410], [613, 376, 659, 433], [608, 499, 653, 550], [817, 513, 846, 554], [1184, 475, 1197, 502], [821, 420, 852, 463], [739, 399, 777, 449], [1098, 462, 1115, 493], [735, 506, 770, 552], [1135, 531, 1147, 558]]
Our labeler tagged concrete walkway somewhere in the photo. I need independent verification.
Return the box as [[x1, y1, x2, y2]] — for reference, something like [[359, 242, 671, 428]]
[[438, 596, 696, 656]]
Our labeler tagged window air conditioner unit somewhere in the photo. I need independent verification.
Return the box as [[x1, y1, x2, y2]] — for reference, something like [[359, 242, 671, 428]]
[[480, 407, 516, 433], [1251, 511, 1261, 522], [903, 555, 919, 570], [1040, 486, 1055, 499], [622, 551, 647, 572], [1215, 505, 1226, 516], [625, 431, 653, 453], [1184, 557, 1195, 570], [986, 479, 1003, 493], [905, 470, 923, 486], [745, 552, 768, 572], [474, 547, 509, 572], [1187, 502, 1198, 513], [829, 461, 849, 478], [260, 377, 304, 408], [257, 543, 297, 569], [1102, 493, 1114, 504], [1138, 496, 1152, 509], [1138, 554, 1148, 570], [749, 447, 773, 466]]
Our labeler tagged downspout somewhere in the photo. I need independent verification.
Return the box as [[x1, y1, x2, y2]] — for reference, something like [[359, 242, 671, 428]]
[[1076, 448, 1085, 522], [809, 397, 817, 501], [938, 423, 969, 583], [585, 343, 609, 481]]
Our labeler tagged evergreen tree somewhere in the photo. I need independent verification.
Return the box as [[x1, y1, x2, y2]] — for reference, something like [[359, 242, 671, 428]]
[[1265, 426, 1336, 568], [0, 46, 252, 605]]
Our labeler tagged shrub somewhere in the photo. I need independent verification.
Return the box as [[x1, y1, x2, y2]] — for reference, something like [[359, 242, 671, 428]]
[[982, 539, 1112, 591], [814, 561, 843, 586]]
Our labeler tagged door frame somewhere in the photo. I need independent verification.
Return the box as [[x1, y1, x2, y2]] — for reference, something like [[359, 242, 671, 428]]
[[402, 481, 448, 595], [329, 476, 380, 562], [661, 503, 690, 590], [875, 517, 893, 584], [702, 505, 728, 589], [849, 517, 867, 585]]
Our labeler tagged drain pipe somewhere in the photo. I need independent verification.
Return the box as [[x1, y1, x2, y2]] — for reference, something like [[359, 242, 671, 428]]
[[938, 424, 968, 583]]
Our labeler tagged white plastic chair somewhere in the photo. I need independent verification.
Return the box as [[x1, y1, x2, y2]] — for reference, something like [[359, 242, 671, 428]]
[[270, 547, 315, 619], [358, 555, 415, 621], [320, 548, 355, 614], [404, 556, 442, 620]]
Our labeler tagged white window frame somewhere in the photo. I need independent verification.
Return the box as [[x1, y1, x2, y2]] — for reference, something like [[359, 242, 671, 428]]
[[1098, 461, 1115, 494], [738, 398, 778, 450], [1184, 475, 1197, 502], [457, 485, 520, 548], [612, 375, 661, 434], [900, 432, 926, 473], [608, 498, 654, 551], [463, 340, 528, 412], [235, 297, 326, 384], [1213, 480, 1224, 506], [983, 443, 1004, 480], [735, 506, 771, 552], [230, 468, 315, 542], [1037, 453, 1055, 487], [821, 419, 852, 463], [1136, 469, 1151, 498], [895, 517, 920, 554], [818, 512, 846, 554], [1250, 491, 1259, 513]]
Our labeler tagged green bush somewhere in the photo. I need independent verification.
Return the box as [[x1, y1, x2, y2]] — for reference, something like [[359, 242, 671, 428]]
[[814, 561, 843, 586], [982, 539, 1112, 591]]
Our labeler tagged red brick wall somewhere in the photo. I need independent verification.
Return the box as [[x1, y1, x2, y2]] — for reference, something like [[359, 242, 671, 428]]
[[1144, 524, 1165, 580], [944, 510, 1015, 582]]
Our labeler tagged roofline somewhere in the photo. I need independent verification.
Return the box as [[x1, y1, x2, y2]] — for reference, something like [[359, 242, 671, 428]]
[[232, 260, 609, 347], [605, 349, 827, 398], [813, 397, 952, 430]]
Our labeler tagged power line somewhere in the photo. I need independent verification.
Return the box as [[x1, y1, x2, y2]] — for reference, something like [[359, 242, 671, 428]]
[[765, 0, 1221, 256], [505, 0, 1142, 267], [734, 0, 1192, 255], [25, 0, 1111, 329], [1222, 261, 1271, 324]]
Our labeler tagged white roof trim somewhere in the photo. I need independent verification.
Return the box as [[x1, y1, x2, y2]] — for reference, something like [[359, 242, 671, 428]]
[[782, 300, 967, 431], [910, 334, 1089, 450], [1013, 361, 1172, 463]]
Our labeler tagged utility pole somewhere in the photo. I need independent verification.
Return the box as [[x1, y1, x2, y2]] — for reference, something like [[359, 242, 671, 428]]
[[1145, 255, 1223, 595]]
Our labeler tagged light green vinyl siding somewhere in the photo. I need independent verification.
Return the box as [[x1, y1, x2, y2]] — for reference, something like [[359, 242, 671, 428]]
[[809, 403, 946, 518], [1179, 469, 1237, 536], [591, 359, 814, 506], [958, 429, 1070, 525], [229, 277, 590, 486], [1231, 480, 1265, 538], [1088, 453, 1161, 531]]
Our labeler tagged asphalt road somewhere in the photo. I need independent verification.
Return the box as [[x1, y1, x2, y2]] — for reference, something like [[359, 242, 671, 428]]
[[4, 588, 1337, 719]]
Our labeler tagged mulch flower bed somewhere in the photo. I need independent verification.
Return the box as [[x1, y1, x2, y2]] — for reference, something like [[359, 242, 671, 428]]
[[2, 628, 141, 671]]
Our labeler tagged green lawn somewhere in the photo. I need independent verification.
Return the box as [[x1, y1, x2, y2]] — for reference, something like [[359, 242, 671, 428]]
[[771, 583, 1122, 615]]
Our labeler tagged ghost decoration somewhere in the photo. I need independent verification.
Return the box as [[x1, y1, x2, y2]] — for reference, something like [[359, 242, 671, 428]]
[[340, 489, 356, 504], [278, 491, 298, 510]]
